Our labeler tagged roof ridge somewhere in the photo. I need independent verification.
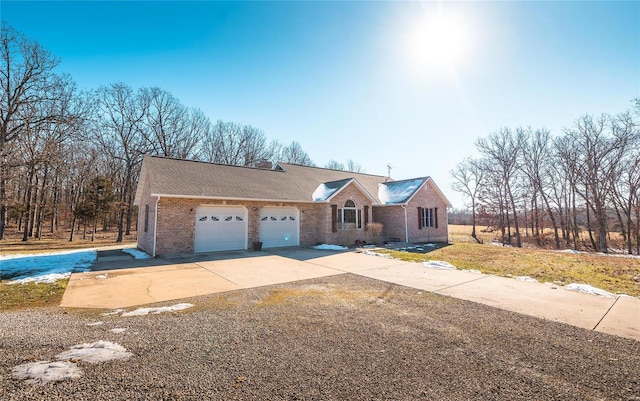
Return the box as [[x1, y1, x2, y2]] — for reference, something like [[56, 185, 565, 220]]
[[147, 154, 284, 172], [277, 162, 389, 179]]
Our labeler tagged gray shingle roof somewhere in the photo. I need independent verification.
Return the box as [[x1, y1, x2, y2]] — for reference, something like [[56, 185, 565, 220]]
[[134, 155, 449, 206]]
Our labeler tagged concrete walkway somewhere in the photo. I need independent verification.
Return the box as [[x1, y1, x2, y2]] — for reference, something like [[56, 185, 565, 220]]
[[61, 248, 640, 342]]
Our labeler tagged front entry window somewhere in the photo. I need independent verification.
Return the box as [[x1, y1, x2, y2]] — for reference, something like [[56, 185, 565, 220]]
[[338, 200, 362, 229]]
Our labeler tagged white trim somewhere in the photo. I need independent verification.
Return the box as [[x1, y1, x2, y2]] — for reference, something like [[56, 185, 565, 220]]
[[149, 193, 320, 204], [153, 196, 160, 257]]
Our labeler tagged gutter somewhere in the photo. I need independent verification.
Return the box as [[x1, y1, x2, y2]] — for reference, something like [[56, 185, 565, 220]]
[[401, 204, 408, 243], [153, 196, 160, 257], [149, 193, 321, 204]]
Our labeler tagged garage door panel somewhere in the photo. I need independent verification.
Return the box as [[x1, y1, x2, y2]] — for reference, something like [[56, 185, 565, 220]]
[[260, 207, 299, 248], [195, 206, 247, 252]]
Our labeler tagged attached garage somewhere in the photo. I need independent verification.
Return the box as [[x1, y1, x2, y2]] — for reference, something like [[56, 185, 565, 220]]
[[195, 206, 247, 252], [259, 207, 300, 248]]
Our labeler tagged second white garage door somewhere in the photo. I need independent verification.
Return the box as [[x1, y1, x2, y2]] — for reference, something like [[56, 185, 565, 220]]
[[259, 207, 300, 248], [195, 206, 247, 253]]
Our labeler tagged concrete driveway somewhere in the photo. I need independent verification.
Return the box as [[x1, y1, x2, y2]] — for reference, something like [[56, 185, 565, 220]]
[[61, 248, 640, 341]]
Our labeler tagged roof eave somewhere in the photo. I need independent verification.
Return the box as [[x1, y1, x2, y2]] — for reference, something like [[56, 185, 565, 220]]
[[150, 193, 324, 204]]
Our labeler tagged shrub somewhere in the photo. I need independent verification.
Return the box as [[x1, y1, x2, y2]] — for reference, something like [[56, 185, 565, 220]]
[[366, 222, 383, 245]]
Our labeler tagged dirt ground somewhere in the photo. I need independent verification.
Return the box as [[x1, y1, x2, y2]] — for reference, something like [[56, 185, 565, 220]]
[[1, 274, 639, 401]]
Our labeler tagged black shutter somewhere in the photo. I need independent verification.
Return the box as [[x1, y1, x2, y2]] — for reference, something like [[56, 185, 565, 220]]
[[418, 207, 423, 230], [435, 207, 439, 229], [331, 205, 337, 232], [364, 205, 369, 230]]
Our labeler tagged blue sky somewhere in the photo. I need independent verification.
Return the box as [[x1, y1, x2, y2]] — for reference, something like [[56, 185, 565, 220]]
[[2, 1, 638, 208]]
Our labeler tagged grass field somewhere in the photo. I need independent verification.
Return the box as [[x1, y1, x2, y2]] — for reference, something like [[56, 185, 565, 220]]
[[377, 225, 640, 297]]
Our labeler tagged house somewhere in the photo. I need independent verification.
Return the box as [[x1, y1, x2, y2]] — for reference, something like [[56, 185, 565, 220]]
[[134, 155, 452, 256]]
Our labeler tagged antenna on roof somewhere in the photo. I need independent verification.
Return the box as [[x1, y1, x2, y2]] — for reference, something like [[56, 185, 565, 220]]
[[386, 163, 393, 179]]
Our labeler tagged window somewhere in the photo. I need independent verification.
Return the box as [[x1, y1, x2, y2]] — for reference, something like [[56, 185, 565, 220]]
[[337, 200, 362, 229], [420, 207, 438, 229], [144, 205, 149, 232]]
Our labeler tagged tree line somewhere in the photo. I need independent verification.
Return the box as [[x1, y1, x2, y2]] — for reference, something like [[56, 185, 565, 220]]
[[0, 24, 322, 242], [451, 104, 640, 255]]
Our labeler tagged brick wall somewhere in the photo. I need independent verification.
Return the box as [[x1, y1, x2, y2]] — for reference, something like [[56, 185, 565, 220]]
[[372, 180, 449, 243], [325, 182, 373, 246], [372, 206, 406, 241], [147, 198, 331, 256]]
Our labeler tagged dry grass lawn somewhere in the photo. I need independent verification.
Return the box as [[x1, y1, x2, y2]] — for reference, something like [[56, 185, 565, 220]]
[[0, 228, 136, 255], [378, 224, 640, 297], [1, 227, 135, 309]]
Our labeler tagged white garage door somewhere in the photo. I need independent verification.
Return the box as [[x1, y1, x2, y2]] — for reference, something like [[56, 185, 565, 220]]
[[259, 207, 299, 248], [195, 206, 247, 252]]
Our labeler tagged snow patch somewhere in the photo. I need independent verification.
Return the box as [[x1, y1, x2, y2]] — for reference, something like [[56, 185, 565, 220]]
[[311, 244, 348, 251], [55, 340, 133, 364], [362, 250, 393, 259], [101, 309, 125, 316], [122, 248, 152, 259], [2, 249, 96, 282], [378, 179, 425, 204], [12, 360, 82, 384], [13, 341, 132, 385], [312, 183, 340, 201], [95, 274, 108, 279], [515, 276, 539, 283], [7, 272, 71, 284], [109, 328, 127, 334], [423, 260, 457, 270], [565, 283, 615, 298], [121, 303, 194, 317], [86, 321, 104, 327]]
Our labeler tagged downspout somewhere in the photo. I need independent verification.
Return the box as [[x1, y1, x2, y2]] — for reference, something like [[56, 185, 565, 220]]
[[152, 196, 160, 257], [402, 205, 408, 243]]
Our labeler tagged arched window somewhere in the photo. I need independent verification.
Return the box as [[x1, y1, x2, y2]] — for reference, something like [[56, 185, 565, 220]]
[[337, 199, 362, 229]]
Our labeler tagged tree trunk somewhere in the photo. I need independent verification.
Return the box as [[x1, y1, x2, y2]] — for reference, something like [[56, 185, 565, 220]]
[[22, 166, 35, 242]]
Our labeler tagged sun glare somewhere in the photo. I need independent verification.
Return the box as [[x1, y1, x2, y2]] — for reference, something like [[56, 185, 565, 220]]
[[406, 12, 469, 73]]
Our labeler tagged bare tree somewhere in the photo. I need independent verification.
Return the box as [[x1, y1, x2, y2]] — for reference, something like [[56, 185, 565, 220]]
[[94, 82, 148, 242], [476, 128, 524, 247], [451, 157, 486, 242], [346, 159, 364, 173], [201, 120, 277, 167], [279, 141, 314, 165], [520, 128, 562, 248], [323, 159, 363, 172], [325, 160, 345, 170], [0, 23, 72, 239], [609, 111, 640, 254], [141, 87, 202, 159], [563, 114, 633, 253]]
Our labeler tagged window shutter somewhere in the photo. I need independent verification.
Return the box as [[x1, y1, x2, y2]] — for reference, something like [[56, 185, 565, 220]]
[[331, 204, 337, 232], [364, 205, 369, 231], [417, 207, 423, 230], [435, 207, 439, 228]]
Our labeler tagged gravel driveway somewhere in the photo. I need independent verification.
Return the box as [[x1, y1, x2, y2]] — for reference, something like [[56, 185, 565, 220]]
[[2, 274, 639, 400]]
